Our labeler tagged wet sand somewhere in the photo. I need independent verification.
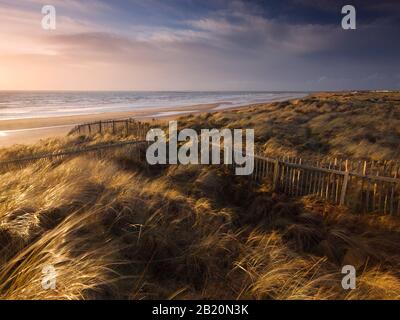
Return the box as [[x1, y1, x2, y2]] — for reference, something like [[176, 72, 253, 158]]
[[0, 103, 223, 147], [0, 94, 307, 148]]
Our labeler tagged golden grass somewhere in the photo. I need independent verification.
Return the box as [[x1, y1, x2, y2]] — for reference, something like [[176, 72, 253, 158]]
[[1, 92, 400, 300], [178, 91, 400, 160]]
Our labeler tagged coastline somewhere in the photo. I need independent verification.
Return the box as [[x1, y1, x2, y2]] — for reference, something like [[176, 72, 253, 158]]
[[0, 94, 307, 147]]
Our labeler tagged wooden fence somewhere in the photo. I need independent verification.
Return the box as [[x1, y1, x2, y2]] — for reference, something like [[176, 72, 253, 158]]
[[69, 119, 150, 140], [267, 155, 400, 179], [0, 140, 148, 174], [251, 154, 400, 215], [3, 117, 400, 216], [71, 118, 400, 216]]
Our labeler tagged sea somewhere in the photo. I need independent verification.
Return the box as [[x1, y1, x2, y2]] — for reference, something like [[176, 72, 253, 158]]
[[0, 91, 309, 121]]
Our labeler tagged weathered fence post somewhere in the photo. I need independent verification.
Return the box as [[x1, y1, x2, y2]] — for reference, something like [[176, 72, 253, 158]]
[[340, 172, 349, 206], [273, 159, 280, 191]]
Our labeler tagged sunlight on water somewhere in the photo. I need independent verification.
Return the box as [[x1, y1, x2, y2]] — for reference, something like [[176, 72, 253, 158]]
[[0, 91, 309, 120]]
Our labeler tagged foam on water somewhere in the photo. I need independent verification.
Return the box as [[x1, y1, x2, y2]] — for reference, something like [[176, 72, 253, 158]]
[[0, 91, 309, 121]]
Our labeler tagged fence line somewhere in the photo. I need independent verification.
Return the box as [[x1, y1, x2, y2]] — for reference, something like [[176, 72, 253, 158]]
[[0, 140, 148, 173], [2, 118, 400, 216], [71, 118, 400, 216], [69, 118, 150, 140], [264, 154, 400, 179], [0, 118, 151, 173], [249, 154, 400, 216]]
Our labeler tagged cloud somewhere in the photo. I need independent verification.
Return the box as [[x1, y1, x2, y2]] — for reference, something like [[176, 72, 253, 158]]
[[0, 0, 399, 90], [189, 17, 247, 34], [186, 9, 339, 55], [0, 0, 112, 12]]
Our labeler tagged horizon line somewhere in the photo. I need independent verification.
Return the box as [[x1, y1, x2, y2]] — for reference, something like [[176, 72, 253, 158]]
[[0, 89, 396, 93]]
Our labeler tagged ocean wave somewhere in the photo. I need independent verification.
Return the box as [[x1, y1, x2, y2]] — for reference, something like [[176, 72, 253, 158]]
[[0, 91, 309, 120]]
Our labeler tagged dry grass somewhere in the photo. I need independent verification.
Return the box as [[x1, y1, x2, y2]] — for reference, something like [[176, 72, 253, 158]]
[[178, 91, 400, 160], [1, 92, 400, 300]]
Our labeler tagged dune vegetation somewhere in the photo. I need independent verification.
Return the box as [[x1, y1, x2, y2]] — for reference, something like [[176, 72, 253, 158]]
[[178, 91, 400, 160], [0, 92, 400, 300]]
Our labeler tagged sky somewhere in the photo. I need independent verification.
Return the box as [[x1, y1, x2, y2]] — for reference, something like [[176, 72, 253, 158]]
[[0, 0, 399, 91]]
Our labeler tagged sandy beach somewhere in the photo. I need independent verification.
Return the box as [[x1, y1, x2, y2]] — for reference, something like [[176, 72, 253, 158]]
[[0, 103, 223, 147], [0, 93, 308, 148]]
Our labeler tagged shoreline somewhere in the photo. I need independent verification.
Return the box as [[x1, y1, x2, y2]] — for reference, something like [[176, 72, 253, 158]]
[[0, 94, 307, 147]]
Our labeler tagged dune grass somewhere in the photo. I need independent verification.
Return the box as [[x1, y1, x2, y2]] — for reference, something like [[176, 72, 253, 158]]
[[178, 91, 400, 160], [0, 92, 400, 300]]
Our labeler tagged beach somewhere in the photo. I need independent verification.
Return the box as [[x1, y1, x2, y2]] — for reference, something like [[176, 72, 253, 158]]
[[2, 91, 400, 301], [0, 93, 307, 147], [0, 103, 226, 147]]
